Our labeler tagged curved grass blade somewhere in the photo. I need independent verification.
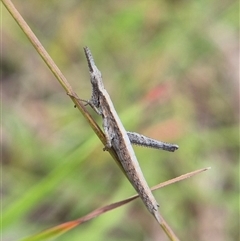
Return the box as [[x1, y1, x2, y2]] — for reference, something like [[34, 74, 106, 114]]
[[20, 167, 210, 241]]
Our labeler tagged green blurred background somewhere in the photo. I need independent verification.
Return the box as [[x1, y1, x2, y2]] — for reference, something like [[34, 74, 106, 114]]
[[2, 0, 239, 240]]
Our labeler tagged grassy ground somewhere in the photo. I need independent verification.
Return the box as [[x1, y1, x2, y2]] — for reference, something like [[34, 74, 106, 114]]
[[2, 0, 239, 240]]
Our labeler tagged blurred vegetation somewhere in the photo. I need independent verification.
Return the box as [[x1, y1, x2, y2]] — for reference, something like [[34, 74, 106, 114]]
[[2, 0, 239, 240]]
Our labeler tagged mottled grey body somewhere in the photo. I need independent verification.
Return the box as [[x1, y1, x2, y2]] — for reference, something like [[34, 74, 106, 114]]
[[83, 47, 178, 223]]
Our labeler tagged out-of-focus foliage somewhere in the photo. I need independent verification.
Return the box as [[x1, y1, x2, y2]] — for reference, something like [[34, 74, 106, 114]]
[[2, 0, 238, 240]]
